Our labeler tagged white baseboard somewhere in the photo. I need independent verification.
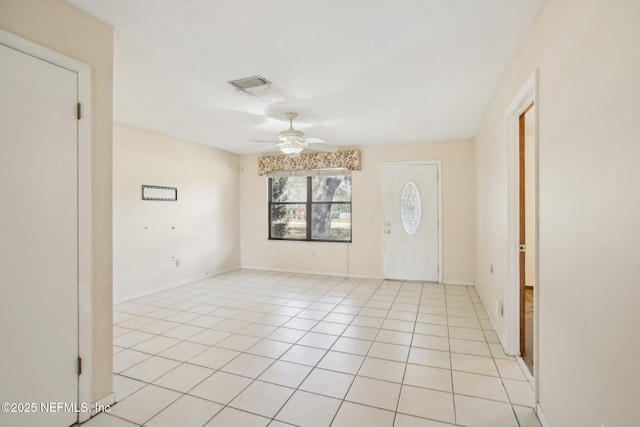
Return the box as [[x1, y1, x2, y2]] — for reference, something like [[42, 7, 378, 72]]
[[240, 265, 381, 279], [114, 276, 204, 304], [113, 266, 240, 304], [442, 279, 475, 286], [77, 392, 116, 423], [516, 355, 535, 389], [91, 392, 116, 417], [239, 267, 475, 284], [474, 285, 513, 355], [536, 403, 551, 427]]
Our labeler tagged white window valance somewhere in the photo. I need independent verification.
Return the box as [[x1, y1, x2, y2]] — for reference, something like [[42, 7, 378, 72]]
[[257, 150, 361, 176]]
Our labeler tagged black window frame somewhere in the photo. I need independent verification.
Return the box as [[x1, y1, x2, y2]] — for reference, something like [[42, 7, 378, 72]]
[[268, 175, 352, 243]]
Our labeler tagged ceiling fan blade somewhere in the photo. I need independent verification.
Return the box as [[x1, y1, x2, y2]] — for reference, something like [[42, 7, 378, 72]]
[[251, 114, 331, 155], [246, 144, 281, 153], [305, 137, 327, 144], [307, 143, 338, 153]]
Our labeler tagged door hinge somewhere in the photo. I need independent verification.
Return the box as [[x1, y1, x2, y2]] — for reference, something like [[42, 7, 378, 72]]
[[77, 357, 82, 375], [77, 102, 82, 120]]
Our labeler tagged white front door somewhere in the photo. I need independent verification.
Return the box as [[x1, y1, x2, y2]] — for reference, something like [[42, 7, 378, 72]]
[[383, 164, 440, 281], [0, 43, 79, 426]]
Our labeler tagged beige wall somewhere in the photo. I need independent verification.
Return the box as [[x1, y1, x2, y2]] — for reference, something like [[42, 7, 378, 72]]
[[240, 140, 475, 283], [0, 0, 113, 403], [474, 0, 640, 425], [113, 123, 241, 300]]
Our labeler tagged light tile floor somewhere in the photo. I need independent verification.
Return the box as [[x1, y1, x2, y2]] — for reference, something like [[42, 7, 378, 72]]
[[84, 270, 542, 427]]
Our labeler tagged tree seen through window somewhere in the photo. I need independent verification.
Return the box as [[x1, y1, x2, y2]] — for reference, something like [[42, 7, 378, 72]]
[[269, 175, 351, 242]]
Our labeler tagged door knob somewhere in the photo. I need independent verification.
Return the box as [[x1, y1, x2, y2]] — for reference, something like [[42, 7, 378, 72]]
[[385, 221, 391, 226], [385, 230, 391, 234]]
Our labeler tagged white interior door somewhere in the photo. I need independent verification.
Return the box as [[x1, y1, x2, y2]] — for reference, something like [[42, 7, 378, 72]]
[[383, 164, 439, 281], [0, 43, 79, 426]]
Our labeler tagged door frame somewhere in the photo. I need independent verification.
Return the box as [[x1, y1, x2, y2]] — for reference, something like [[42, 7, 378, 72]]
[[381, 160, 442, 283], [0, 29, 93, 423], [505, 71, 539, 394]]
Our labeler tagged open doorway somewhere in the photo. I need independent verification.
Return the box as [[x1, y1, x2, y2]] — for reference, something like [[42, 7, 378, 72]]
[[506, 71, 538, 398], [519, 104, 535, 375]]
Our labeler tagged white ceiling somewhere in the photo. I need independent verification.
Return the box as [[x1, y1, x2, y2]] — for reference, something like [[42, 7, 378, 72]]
[[68, 0, 544, 154]]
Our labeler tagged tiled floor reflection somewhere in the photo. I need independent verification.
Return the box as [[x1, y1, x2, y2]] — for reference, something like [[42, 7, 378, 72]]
[[85, 270, 541, 427]]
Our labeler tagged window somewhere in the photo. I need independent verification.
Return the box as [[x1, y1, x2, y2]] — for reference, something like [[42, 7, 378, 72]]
[[269, 175, 352, 242]]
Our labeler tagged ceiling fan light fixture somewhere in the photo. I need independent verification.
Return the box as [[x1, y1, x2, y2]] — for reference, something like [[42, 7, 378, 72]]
[[277, 128, 304, 142], [279, 140, 306, 155], [280, 146, 303, 155]]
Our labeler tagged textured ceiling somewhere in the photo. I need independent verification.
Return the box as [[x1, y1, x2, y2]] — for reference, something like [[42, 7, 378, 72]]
[[68, 0, 544, 154]]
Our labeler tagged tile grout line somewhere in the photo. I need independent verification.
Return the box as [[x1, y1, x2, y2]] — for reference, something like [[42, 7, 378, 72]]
[[267, 274, 362, 425], [278, 275, 387, 426], [110, 270, 524, 427], [325, 276, 398, 426], [468, 284, 524, 427], [121, 278, 410, 422], [445, 283, 458, 426], [393, 278, 425, 426], [164, 272, 348, 427]]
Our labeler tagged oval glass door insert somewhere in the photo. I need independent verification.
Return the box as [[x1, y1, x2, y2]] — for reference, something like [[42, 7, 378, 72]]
[[401, 182, 421, 235]]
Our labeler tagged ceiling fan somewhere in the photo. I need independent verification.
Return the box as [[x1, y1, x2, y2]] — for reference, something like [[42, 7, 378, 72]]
[[252, 112, 337, 156]]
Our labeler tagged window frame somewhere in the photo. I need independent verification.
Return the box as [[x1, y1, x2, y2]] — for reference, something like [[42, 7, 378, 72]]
[[268, 175, 352, 243]]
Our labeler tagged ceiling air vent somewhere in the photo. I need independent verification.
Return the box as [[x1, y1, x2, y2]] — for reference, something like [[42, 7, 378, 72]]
[[227, 75, 271, 91]]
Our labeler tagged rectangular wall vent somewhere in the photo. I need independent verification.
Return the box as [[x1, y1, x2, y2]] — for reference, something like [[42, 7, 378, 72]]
[[227, 75, 271, 91]]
